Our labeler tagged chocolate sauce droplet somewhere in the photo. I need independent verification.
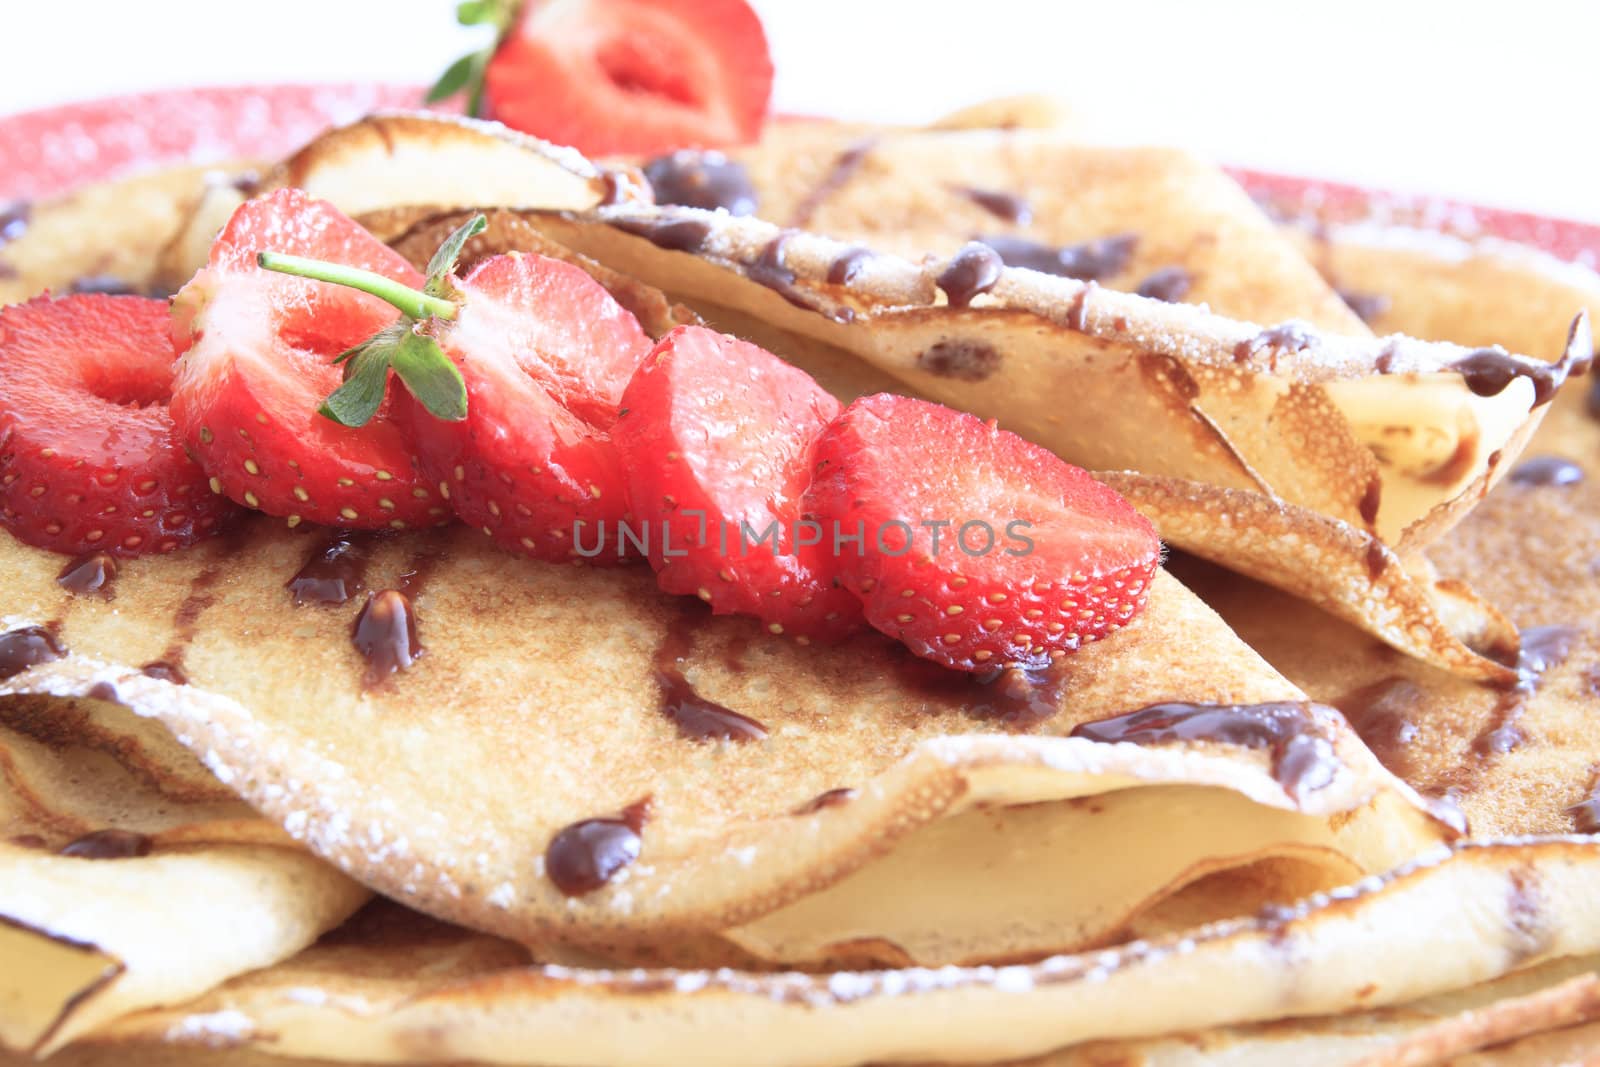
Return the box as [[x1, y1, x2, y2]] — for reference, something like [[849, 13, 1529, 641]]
[[1072, 701, 1341, 802], [937, 242, 1004, 308], [1359, 477, 1382, 528], [59, 829, 151, 860], [0, 201, 30, 249], [1338, 289, 1391, 324], [954, 186, 1031, 224], [1509, 455, 1584, 487], [1065, 282, 1096, 331], [1332, 676, 1421, 775], [795, 788, 857, 814], [643, 151, 757, 215], [653, 614, 767, 743], [1136, 266, 1192, 303], [10, 834, 47, 849], [544, 798, 650, 896], [917, 339, 1001, 381], [979, 232, 1138, 281], [826, 246, 873, 287], [0, 626, 64, 681], [1450, 339, 1581, 408], [352, 590, 422, 684], [288, 533, 370, 605], [613, 213, 712, 253], [57, 552, 118, 597], [140, 661, 188, 685], [892, 650, 1069, 728], [1363, 538, 1389, 582], [1474, 624, 1580, 756], [87, 681, 121, 704], [1234, 321, 1317, 365]]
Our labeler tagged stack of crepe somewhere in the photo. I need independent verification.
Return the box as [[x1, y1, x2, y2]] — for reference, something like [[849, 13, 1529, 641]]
[[2, 98, 1599, 1066]]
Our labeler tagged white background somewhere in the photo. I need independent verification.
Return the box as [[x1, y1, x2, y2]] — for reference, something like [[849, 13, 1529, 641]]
[[2, 0, 1597, 221]]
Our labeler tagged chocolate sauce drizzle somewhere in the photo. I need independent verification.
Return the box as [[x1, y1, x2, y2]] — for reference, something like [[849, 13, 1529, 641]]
[[59, 829, 152, 860], [1450, 313, 1592, 409], [1071, 701, 1342, 802], [1234, 321, 1316, 365], [917, 339, 1001, 381], [1474, 624, 1579, 756], [140, 661, 188, 685], [1337, 289, 1391, 324], [288, 532, 372, 605], [642, 151, 758, 215], [1332, 676, 1422, 777], [0, 626, 64, 681], [953, 186, 1031, 224], [936, 242, 1004, 308], [56, 552, 117, 598], [613, 213, 713, 254], [788, 137, 877, 227], [978, 233, 1137, 281], [1136, 266, 1192, 303], [1508, 455, 1584, 488], [795, 787, 857, 814], [653, 611, 767, 742], [746, 231, 853, 323], [544, 797, 651, 896], [891, 648, 1070, 729], [1567, 772, 1600, 834]]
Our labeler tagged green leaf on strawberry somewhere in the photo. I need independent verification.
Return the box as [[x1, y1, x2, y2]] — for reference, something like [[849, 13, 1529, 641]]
[[257, 214, 487, 428], [427, 0, 522, 116]]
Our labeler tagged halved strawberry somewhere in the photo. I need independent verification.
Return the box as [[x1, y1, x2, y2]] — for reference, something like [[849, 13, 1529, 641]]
[[481, 0, 773, 156], [615, 325, 862, 640], [399, 250, 654, 562], [0, 294, 241, 556], [804, 395, 1160, 671], [170, 189, 448, 530]]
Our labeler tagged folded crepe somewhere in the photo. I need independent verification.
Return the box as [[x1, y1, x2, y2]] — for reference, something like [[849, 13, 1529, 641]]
[[0, 692, 365, 1055], [0, 515, 1454, 969], [727, 124, 1370, 334], [26, 839, 1600, 1067]]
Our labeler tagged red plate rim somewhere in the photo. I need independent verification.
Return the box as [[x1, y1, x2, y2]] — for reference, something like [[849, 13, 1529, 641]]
[[2, 84, 1598, 266]]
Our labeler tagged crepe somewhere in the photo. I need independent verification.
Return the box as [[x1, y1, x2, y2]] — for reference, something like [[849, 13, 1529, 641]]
[[0, 513, 1455, 968], [0, 692, 365, 1055], [3, 104, 1598, 1066], [10, 838, 1600, 1067]]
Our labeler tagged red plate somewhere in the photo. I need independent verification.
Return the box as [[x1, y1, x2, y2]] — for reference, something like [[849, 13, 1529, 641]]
[[2, 85, 1598, 266]]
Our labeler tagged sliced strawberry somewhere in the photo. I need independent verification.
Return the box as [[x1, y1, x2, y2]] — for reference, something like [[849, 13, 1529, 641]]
[[804, 395, 1160, 671], [170, 189, 448, 530], [400, 251, 653, 562], [0, 294, 241, 556], [484, 0, 773, 157], [615, 325, 862, 640]]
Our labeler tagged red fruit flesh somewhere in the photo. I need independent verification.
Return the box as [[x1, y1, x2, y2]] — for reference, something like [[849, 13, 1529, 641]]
[[0, 295, 241, 556], [403, 251, 653, 562], [804, 394, 1161, 671], [485, 0, 773, 156], [170, 189, 447, 530], [615, 325, 862, 640]]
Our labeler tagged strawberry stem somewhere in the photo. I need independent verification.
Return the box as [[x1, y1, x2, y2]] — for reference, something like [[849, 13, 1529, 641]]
[[256, 253, 460, 321]]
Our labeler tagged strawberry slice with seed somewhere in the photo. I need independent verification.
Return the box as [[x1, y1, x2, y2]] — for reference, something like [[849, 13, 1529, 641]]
[[170, 189, 447, 530], [0, 294, 241, 556], [804, 394, 1160, 670], [401, 250, 654, 562], [615, 325, 862, 640]]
